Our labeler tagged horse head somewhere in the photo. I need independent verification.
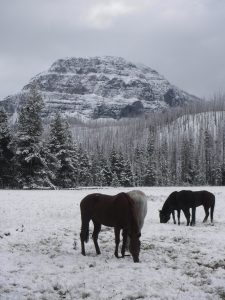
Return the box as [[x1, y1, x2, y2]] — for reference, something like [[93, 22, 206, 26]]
[[159, 210, 170, 223], [129, 232, 141, 263]]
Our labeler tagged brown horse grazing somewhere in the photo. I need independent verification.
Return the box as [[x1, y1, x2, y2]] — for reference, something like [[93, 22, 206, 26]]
[[80, 192, 141, 262], [159, 190, 215, 226]]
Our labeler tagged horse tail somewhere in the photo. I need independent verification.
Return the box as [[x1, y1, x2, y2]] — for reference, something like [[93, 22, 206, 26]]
[[80, 220, 89, 243], [210, 194, 215, 222], [80, 206, 90, 243]]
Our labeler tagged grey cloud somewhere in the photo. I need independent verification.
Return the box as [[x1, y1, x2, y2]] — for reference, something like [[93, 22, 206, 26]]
[[0, 0, 225, 99]]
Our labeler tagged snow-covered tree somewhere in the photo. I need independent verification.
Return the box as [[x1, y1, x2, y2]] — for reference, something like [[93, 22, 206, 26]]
[[157, 139, 171, 186], [181, 136, 195, 184], [111, 172, 120, 187], [13, 88, 54, 188], [133, 146, 144, 186], [144, 130, 157, 186], [120, 158, 133, 187], [91, 150, 112, 186], [0, 108, 14, 187], [77, 145, 92, 186], [204, 130, 213, 184], [48, 112, 79, 188]]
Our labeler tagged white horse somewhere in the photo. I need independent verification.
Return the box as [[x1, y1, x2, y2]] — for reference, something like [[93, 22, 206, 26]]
[[127, 190, 148, 230]]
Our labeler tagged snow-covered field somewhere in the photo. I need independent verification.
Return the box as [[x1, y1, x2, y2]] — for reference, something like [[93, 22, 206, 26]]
[[1, 187, 225, 300]]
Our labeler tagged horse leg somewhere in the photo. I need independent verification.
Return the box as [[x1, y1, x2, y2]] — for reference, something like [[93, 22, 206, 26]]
[[210, 201, 215, 223], [80, 217, 90, 256], [114, 227, 120, 258], [172, 211, 176, 224], [177, 210, 181, 225], [203, 206, 209, 223], [191, 207, 196, 226], [92, 222, 101, 255], [121, 229, 128, 257], [182, 209, 191, 226]]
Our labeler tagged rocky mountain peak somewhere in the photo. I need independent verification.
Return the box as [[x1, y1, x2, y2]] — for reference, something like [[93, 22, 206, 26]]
[[0, 56, 200, 121]]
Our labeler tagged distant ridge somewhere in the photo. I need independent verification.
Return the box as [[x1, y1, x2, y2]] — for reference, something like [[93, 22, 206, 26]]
[[0, 56, 200, 120]]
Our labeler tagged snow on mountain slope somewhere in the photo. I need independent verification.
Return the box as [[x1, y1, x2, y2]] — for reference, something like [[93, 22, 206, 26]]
[[0, 56, 200, 120], [0, 187, 225, 299]]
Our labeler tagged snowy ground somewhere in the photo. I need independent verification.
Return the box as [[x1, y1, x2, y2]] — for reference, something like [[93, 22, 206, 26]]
[[0, 187, 225, 300]]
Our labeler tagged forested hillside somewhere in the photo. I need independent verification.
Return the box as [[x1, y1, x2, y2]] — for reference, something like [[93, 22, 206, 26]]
[[0, 89, 225, 189]]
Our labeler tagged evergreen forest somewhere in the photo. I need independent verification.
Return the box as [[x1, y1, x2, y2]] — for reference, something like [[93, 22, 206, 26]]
[[1, 88, 225, 189]]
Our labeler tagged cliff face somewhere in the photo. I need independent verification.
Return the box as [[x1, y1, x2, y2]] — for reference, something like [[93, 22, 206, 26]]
[[0, 56, 199, 120]]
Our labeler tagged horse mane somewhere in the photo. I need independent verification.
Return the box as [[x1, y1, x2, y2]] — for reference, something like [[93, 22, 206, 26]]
[[127, 190, 148, 229], [121, 192, 140, 234]]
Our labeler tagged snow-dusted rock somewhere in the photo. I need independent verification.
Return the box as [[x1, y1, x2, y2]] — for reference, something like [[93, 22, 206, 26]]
[[0, 56, 200, 120]]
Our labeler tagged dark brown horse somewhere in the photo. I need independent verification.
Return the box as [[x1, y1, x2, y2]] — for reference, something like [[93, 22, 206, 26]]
[[159, 190, 215, 226], [80, 192, 141, 262]]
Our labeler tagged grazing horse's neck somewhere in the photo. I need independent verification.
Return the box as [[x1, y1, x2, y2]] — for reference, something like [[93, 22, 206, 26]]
[[162, 198, 173, 214]]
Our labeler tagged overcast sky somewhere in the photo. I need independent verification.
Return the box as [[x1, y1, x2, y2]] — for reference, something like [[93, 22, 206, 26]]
[[0, 0, 225, 99]]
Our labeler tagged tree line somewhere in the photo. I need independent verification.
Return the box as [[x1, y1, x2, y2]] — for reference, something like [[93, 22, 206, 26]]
[[0, 89, 225, 189]]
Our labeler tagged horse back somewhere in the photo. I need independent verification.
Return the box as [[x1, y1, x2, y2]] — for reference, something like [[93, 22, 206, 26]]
[[80, 193, 116, 225], [176, 190, 215, 208], [194, 190, 215, 207], [164, 191, 196, 211], [177, 190, 196, 208], [80, 192, 138, 229]]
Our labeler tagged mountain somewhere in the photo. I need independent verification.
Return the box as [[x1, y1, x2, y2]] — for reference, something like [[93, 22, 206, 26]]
[[0, 56, 200, 120]]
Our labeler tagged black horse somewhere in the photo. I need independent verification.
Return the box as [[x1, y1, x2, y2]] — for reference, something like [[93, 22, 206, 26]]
[[80, 192, 141, 262], [159, 190, 215, 226]]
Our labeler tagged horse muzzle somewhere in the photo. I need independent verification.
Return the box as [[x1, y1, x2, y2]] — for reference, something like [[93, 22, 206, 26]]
[[133, 257, 140, 263]]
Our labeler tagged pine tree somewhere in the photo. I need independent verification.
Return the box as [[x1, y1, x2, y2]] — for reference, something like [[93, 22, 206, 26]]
[[109, 149, 121, 182], [144, 130, 157, 186], [0, 108, 14, 188], [133, 146, 146, 186], [48, 113, 78, 188], [77, 145, 92, 186], [181, 136, 195, 185], [111, 172, 120, 187], [109, 148, 119, 175], [211, 139, 222, 185], [170, 140, 180, 185], [120, 158, 133, 187], [204, 130, 213, 184], [13, 88, 53, 188], [193, 141, 206, 185], [91, 150, 112, 186], [158, 139, 171, 186]]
